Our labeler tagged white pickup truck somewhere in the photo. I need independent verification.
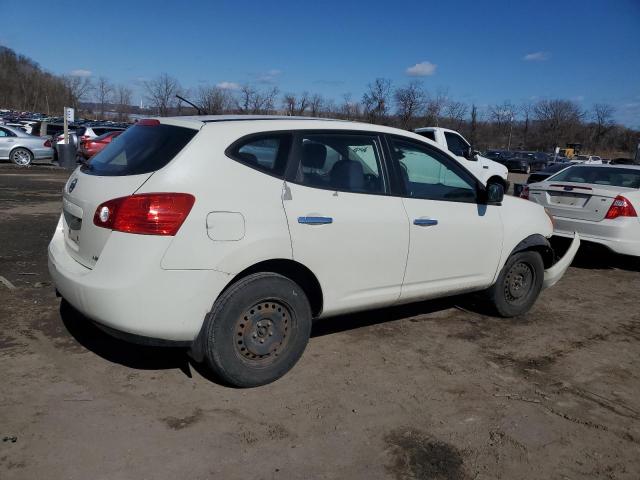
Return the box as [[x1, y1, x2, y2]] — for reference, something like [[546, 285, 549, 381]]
[[414, 127, 509, 189]]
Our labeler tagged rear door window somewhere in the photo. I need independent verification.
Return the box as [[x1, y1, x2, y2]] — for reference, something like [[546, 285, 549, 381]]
[[82, 123, 197, 176], [291, 132, 386, 194]]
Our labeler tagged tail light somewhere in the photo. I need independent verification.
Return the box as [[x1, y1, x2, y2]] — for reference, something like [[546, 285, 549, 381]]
[[520, 185, 530, 200], [93, 193, 195, 236], [605, 195, 637, 220], [138, 119, 160, 126], [44, 139, 51, 147]]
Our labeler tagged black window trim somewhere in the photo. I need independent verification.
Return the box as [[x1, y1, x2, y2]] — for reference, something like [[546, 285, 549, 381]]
[[383, 133, 485, 204], [224, 131, 293, 180], [284, 129, 392, 197]]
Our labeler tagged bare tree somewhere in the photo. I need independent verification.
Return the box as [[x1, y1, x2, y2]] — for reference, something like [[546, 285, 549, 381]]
[[444, 101, 468, 130], [282, 91, 310, 116], [95, 76, 114, 119], [489, 101, 517, 149], [143, 73, 179, 116], [394, 81, 425, 129], [309, 94, 324, 117], [197, 85, 232, 114], [592, 103, 615, 147], [115, 85, 132, 121], [469, 104, 478, 148], [62, 75, 93, 110], [424, 87, 449, 126], [362, 78, 392, 124], [534, 99, 583, 149], [338, 93, 360, 120], [520, 101, 534, 149]]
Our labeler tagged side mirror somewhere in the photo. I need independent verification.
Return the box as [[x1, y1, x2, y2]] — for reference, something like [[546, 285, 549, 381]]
[[461, 146, 472, 160], [486, 183, 504, 204]]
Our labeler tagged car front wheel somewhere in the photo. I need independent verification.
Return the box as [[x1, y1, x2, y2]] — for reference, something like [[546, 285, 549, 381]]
[[485, 251, 544, 317], [202, 272, 312, 387], [11, 148, 33, 166]]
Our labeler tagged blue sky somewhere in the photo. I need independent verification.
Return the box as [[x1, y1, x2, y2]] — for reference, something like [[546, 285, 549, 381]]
[[2, 0, 639, 126]]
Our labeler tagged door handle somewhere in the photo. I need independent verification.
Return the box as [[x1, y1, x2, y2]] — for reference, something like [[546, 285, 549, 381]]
[[298, 216, 333, 225], [413, 218, 438, 226]]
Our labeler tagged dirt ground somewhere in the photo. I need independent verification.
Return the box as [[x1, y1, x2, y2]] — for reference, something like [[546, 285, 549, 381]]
[[1, 165, 639, 480]]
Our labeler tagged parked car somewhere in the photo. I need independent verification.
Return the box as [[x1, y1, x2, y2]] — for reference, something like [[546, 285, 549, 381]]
[[504, 151, 550, 173], [524, 164, 640, 256], [526, 162, 571, 184], [56, 125, 127, 148], [483, 150, 514, 163], [79, 131, 123, 159], [610, 157, 638, 165], [48, 116, 579, 387], [413, 127, 509, 189], [571, 154, 603, 164], [0, 125, 54, 165]]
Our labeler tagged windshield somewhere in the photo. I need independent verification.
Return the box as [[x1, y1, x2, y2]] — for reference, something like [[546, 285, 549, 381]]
[[82, 123, 197, 176], [549, 166, 640, 188]]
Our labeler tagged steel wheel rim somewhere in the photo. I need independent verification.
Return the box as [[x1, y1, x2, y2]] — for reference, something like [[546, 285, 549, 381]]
[[235, 300, 292, 364], [13, 150, 31, 166], [504, 262, 534, 304]]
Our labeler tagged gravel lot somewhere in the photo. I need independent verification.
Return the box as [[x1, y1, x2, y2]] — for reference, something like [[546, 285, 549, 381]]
[[1, 165, 639, 479]]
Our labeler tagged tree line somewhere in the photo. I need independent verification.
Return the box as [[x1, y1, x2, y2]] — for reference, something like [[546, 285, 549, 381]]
[[1, 45, 637, 156]]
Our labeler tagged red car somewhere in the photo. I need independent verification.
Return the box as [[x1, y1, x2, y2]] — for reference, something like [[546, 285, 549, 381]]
[[79, 130, 123, 159]]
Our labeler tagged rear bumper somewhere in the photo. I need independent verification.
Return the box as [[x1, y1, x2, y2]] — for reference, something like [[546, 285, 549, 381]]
[[543, 232, 580, 289], [553, 216, 640, 257], [48, 216, 232, 341]]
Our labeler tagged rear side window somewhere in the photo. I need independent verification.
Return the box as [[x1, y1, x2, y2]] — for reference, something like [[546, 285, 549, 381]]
[[226, 133, 291, 177], [82, 124, 197, 176]]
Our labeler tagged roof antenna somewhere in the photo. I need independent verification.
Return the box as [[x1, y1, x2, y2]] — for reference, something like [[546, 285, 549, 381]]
[[176, 94, 208, 115]]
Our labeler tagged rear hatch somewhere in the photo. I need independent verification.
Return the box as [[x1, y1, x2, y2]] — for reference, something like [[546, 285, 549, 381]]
[[62, 121, 198, 268], [529, 182, 634, 221]]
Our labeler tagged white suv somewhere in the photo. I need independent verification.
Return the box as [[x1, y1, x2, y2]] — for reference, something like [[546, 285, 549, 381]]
[[48, 116, 579, 387]]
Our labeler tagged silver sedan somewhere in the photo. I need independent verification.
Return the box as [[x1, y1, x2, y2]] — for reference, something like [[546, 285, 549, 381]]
[[0, 124, 55, 166], [525, 164, 640, 257]]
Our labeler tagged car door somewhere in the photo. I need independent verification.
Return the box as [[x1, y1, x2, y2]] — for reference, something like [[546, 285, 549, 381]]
[[0, 127, 16, 158], [282, 131, 409, 317], [387, 135, 503, 302]]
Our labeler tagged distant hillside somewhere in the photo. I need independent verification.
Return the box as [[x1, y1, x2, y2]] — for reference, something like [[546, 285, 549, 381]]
[[0, 45, 71, 115]]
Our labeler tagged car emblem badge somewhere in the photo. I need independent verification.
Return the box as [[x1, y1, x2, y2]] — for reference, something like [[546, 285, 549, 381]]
[[68, 178, 77, 193]]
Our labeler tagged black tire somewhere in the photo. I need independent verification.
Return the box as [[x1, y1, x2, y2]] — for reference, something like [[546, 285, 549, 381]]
[[203, 272, 312, 387], [486, 251, 544, 317], [10, 147, 33, 166]]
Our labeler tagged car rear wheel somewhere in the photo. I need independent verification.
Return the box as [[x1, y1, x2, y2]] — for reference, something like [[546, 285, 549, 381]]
[[202, 272, 312, 387], [11, 148, 33, 166], [485, 251, 543, 317]]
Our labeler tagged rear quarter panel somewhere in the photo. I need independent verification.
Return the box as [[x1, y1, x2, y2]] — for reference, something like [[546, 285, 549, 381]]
[[146, 123, 293, 274]]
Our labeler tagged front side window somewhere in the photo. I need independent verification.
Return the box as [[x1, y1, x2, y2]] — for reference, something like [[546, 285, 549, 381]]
[[0, 128, 13, 137], [444, 132, 470, 157], [293, 133, 386, 194], [390, 137, 477, 202], [227, 133, 291, 177]]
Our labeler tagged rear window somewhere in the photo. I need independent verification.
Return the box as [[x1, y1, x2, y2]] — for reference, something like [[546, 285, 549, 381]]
[[549, 166, 640, 188], [82, 124, 197, 176]]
